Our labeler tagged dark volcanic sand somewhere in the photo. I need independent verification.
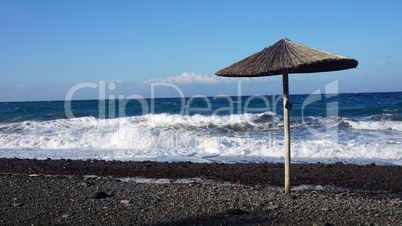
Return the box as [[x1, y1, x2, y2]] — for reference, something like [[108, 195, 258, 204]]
[[0, 158, 400, 196], [0, 158, 401, 225]]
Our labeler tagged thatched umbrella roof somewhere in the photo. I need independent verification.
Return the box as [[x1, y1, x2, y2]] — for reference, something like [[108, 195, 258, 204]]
[[215, 39, 358, 194], [216, 39, 358, 77]]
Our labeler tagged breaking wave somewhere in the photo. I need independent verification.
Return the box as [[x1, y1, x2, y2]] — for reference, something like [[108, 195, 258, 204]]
[[0, 111, 400, 165]]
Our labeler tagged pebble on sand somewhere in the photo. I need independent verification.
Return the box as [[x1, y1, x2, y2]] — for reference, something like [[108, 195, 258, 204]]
[[313, 221, 331, 226], [283, 193, 297, 200], [62, 213, 72, 218], [120, 200, 132, 205], [12, 201, 24, 207], [88, 191, 108, 199]]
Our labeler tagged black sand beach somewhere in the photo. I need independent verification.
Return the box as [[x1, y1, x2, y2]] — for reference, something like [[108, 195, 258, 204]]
[[0, 158, 401, 225]]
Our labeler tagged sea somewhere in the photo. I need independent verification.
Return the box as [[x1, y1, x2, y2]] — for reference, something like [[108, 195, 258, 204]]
[[0, 92, 401, 165]]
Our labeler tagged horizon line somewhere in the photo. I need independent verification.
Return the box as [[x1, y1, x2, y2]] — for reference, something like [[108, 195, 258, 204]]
[[1, 91, 400, 103]]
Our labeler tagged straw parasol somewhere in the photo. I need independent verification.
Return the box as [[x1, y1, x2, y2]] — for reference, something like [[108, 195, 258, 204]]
[[215, 39, 358, 193]]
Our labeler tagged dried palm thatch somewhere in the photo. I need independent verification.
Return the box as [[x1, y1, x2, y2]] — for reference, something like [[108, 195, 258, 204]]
[[215, 39, 358, 77], [215, 38, 358, 194]]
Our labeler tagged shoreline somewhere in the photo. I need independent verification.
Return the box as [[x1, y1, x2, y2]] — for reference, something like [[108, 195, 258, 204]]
[[1, 158, 400, 197]]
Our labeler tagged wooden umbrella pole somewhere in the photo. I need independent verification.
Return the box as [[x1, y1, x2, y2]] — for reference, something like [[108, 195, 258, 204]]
[[282, 71, 291, 194]]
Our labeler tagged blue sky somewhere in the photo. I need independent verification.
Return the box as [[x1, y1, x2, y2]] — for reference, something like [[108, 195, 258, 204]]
[[1, 0, 401, 101]]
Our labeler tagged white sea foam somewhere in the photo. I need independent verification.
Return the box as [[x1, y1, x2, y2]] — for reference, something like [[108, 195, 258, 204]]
[[343, 119, 402, 132], [0, 113, 401, 165]]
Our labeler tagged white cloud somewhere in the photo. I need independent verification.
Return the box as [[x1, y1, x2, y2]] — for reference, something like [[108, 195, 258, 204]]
[[143, 72, 280, 85], [73, 80, 126, 84], [255, 76, 281, 82], [107, 80, 126, 84], [0, 84, 31, 89], [292, 76, 308, 81], [144, 72, 221, 84], [16, 84, 31, 88]]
